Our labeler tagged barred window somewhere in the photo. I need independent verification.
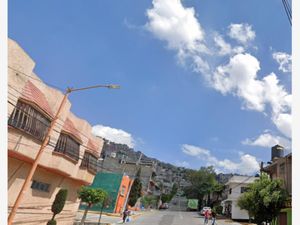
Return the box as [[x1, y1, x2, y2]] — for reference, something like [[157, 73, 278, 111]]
[[54, 133, 80, 162], [8, 101, 51, 141], [31, 180, 50, 192], [80, 152, 98, 174]]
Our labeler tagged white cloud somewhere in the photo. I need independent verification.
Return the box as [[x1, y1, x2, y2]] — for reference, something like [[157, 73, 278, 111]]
[[182, 144, 260, 175], [272, 52, 292, 73], [145, 1, 291, 139], [212, 53, 265, 111], [212, 53, 291, 138], [214, 34, 244, 56], [146, 0, 205, 51], [272, 113, 292, 138], [242, 132, 291, 149], [92, 125, 135, 148], [228, 23, 256, 45], [146, 0, 209, 73]]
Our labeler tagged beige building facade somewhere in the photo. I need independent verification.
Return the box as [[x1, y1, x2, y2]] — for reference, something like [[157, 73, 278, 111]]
[[8, 39, 104, 224]]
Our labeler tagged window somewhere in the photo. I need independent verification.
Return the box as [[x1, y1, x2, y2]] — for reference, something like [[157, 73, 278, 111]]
[[80, 152, 98, 174], [31, 180, 50, 192], [54, 133, 80, 161], [241, 187, 249, 193], [8, 101, 50, 141], [229, 188, 232, 194]]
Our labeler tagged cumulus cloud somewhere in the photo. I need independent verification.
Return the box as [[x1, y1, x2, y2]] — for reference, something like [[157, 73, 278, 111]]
[[92, 125, 135, 148], [146, 0, 205, 51], [145, 0, 291, 139], [214, 34, 244, 56], [272, 52, 292, 73], [212, 53, 291, 138], [242, 132, 291, 149], [146, 0, 209, 73], [182, 144, 260, 175], [272, 113, 292, 138], [228, 23, 256, 45]]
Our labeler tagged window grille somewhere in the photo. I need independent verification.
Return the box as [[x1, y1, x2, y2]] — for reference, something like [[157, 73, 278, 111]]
[[80, 152, 98, 174], [54, 133, 80, 162], [8, 101, 51, 141], [31, 180, 50, 192]]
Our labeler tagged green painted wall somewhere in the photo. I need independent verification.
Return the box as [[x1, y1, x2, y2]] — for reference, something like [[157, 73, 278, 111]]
[[79, 172, 123, 213]]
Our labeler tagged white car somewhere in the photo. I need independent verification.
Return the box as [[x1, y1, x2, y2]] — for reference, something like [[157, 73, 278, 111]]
[[200, 207, 211, 216]]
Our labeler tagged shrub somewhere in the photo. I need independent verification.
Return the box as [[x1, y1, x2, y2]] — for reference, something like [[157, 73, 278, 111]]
[[46, 219, 56, 225], [213, 205, 223, 214]]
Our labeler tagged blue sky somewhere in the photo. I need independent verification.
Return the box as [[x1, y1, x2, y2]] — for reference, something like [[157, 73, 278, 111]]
[[9, 0, 291, 175]]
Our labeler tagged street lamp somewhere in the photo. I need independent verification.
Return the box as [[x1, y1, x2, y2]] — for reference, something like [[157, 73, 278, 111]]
[[8, 84, 120, 225]]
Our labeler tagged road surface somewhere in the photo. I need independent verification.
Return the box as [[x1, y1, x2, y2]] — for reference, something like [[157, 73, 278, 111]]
[[128, 210, 244, 225]]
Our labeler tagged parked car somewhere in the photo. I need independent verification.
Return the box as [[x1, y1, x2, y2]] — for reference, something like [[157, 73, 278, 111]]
[[200, 207, 211, 216]]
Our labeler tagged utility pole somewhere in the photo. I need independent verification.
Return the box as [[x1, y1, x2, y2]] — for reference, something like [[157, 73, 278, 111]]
[[8, 84, 120, 225]]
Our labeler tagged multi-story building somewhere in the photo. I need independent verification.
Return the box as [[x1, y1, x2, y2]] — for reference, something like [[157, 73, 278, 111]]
[[221, 175, 258, 220], [262, 145, 292, 196], [262, 145, 292, 225], [8, 39, 104, 224]]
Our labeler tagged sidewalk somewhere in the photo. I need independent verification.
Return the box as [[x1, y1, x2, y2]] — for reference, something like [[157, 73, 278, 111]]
[[74, 210, 147, 225]]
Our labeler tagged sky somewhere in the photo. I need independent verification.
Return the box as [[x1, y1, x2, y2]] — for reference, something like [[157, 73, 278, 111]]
[[8, 0, 292, 175]]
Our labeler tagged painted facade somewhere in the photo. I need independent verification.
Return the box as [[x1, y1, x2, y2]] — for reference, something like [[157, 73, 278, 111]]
[[222, 175, 258, 220], [8, 38, 104, 224]]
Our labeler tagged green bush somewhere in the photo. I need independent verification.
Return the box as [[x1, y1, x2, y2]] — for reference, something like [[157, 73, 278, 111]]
[[52, 189, 68, 217], [213, 205, 223, 214], [46, 219, 56, 225]]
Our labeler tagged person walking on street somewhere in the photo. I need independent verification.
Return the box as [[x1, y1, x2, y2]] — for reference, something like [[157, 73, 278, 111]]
[[211, 211, 216, 225], [122, 208, 129, 223], [204, 209, 210, 225]]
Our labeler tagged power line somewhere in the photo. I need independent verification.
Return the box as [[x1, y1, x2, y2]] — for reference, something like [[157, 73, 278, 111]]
[[282, 0, 292, 25], [8, 66, 65, 92]]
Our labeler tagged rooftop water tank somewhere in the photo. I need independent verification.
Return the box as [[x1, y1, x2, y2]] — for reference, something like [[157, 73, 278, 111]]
[[271, 145, 284, 161]]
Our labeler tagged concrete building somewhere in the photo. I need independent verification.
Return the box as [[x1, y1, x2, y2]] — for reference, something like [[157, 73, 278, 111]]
[[262, 145, 292, 196], [261, 145, 292, 225], [8, 39, 104, 224], [99, 155, 159, 196], [222, 175, 258, 220]]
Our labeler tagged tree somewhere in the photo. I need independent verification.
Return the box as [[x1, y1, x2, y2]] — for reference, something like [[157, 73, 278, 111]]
[[212, 183, 225, 203], [237, 174, 288, 225], [47, 189, 68, 225], [128, 167, 142, 207], [184, 166, 217, 209], [78, 186, 108, 225]]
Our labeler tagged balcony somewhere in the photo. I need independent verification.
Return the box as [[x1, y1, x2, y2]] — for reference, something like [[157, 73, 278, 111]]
[[80, 152, 98, 174], [8, 101, 50, 141]]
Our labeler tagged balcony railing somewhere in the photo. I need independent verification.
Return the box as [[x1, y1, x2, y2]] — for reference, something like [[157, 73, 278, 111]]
[[80, 152, 98, 174], [54, 133, 80, 162], [8, 101, 50, 141]]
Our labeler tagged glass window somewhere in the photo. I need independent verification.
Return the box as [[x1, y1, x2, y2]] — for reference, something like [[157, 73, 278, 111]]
[[80, 152, 98, 174], [8, 101, 50, 141], [54, 133, 80, 161], [31, 180, 50, 192]]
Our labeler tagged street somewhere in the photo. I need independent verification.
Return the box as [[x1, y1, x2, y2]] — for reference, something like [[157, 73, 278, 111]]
[[126, 210, 245, 225]]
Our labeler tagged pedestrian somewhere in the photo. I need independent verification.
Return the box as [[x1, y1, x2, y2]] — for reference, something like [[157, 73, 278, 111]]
[[122, 208, 129, 223], [211, 211, 216, 225], [204, 209, 210, 225]]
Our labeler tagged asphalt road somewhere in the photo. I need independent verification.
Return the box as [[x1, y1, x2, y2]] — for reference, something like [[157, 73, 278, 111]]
[[128, 210, 243, 225], [128, 210, 205, 225]]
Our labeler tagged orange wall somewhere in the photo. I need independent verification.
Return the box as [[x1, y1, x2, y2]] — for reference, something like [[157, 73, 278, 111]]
[[114, 175, 132, 213]]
